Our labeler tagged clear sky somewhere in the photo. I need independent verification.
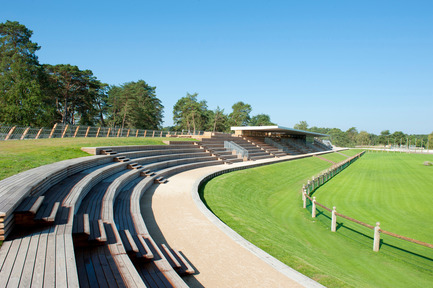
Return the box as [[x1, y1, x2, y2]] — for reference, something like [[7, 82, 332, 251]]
[[2, 1, 432, 134]]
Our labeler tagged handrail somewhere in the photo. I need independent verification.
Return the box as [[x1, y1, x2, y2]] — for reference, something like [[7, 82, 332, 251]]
[[224, 141, 249, 159]]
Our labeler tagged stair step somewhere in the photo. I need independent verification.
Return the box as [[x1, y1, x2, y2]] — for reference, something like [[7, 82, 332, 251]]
[[137, 235, 154, 260], [42, 202, 60, 222], [120, 230, 139, 254]]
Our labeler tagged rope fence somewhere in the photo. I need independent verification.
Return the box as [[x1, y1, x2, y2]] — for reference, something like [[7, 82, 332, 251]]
[[0, 124, 204, 141], [302, 151, 433, 252]]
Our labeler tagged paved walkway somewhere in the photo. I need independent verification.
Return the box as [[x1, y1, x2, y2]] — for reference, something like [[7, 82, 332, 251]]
[[141, 156, 326, 288]]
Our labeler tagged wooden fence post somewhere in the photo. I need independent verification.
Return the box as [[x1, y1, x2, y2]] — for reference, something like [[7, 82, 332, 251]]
[[117, 128, 121, 137], [160, 131, 163, 137], [49, 123, 57, 138], [331, 207, 337, 232], [106, 128, 111, 137], [144, 130, 147, 137], [61, 124, 69, 138], [95, 127, 101, 137], [152, 131, 155, 138], [35, 128, 43, 139], [312, 197, 317, 218], [136, 129, 139, 137], [126, 129, 130, 137], [85, 126, 90, 137], [74, 126, 80, 138], [20, 127, 30, 140], [373, 222, 381, 252]]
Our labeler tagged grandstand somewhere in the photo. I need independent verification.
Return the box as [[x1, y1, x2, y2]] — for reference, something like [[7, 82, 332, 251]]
[[0, 127, 331, 287]]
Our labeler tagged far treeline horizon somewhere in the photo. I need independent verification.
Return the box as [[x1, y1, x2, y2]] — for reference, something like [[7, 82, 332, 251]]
[[1, 20, 432, 148]]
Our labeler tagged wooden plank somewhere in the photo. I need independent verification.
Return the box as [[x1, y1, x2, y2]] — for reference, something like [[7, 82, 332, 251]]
[[83, 214, 90, 235], [76, 248, 90, 288], [42, 202, 59, 222], [43, 227, 56, 288], [90, 247, 109, 287], [0, 239, 22, 288], [161, 244, 181, 269], [29, 196, 45, 214], [55, 233, 68, 288], [96, 246, 118, 288], [0, 240, 13, 271], [138, 236, 154, 260], [64, 234, 80, 288], [97, 220, 107, 242], [173, 249, 195, 274], [8, 234, 32, 287], [18, 234, 39, 287], [123, 230, 139, 253]]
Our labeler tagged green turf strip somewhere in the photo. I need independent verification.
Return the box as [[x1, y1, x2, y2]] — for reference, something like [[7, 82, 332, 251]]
[[202, 151, 433, 288], [0, 137, 195, 180]]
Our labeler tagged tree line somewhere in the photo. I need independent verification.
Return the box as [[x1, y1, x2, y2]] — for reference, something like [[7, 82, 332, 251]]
[[0, 20, 163, 130], [1, 21, 431, 147], [294, 121, 433, 149]]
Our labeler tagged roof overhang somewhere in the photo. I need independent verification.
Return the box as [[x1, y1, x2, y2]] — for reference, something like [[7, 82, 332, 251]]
[[230, 125, 328, 137]]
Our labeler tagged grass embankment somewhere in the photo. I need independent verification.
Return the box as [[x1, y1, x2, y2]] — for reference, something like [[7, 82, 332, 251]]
[[201, 151, 433, 288], [0, 137, 195, 181]]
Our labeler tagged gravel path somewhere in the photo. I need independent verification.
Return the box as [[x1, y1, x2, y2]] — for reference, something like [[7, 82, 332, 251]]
[[140, 157, 326, 288]]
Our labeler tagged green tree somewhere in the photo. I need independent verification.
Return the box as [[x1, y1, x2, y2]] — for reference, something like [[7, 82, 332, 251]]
[[328, 128, 350, 147], [428, 132, 433, 149], [43, 64, 106, 125], [249, 114, 275, 126], [0, 20, 52, 126], [378, 130, 391, 145], [294, 121, 309, 131], [107, 80, 163, 130], [346, 127, 358, 146], [173, 93, 208, 132], [229, 101, 252, 126], [356, 131, 370, 146], [209, 106, 229, 132]]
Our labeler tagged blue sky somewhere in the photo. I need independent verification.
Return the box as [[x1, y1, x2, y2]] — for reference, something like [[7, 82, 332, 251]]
[[2, 1, 432, 134]]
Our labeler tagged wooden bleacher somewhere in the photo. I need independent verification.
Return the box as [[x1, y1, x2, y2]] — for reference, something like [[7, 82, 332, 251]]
[[0, 140, 225, 287]]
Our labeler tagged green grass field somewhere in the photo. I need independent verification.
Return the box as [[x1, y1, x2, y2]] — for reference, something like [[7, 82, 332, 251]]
[[0, 137, 194, 180], [201, 151, 433, 287]]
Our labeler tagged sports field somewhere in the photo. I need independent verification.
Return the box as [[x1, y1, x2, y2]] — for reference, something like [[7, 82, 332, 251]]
[[201, 151, 433, 287]]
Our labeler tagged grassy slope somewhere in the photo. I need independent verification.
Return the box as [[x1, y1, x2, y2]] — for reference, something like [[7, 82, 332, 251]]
[[0, 137, 194, 180], [202, 151, 433, 288]]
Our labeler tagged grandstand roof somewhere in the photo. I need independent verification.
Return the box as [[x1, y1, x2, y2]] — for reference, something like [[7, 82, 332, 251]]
[[230, 125, 329, 137]]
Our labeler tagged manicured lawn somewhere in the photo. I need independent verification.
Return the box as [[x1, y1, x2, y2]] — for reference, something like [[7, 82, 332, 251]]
[[201, 151, 433, 287], [0, 137, 195, 180]]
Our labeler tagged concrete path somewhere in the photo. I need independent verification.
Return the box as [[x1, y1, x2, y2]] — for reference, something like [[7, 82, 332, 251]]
[[140, 155, 327, 288]]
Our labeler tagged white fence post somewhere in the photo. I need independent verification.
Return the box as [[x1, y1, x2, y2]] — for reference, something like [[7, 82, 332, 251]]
[[373, 222, 381, 252], [302, 186, 307, 209], [312, 197, 316, 218], [331, 206, 337, 232]]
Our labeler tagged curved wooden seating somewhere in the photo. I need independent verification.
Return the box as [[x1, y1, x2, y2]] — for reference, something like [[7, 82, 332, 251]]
[[0, 139, 227, 288]]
